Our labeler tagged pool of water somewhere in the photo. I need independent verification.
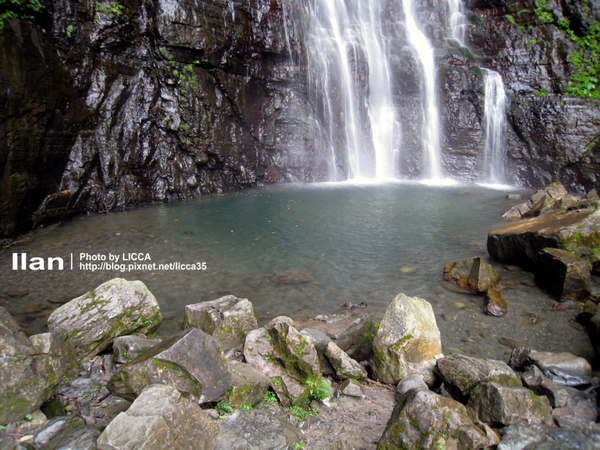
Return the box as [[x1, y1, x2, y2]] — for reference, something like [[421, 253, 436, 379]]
[[1, 181, 595, 363]]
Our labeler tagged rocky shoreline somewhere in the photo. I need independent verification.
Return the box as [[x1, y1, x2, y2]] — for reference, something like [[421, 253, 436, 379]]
[[2, 182, 600, 449]]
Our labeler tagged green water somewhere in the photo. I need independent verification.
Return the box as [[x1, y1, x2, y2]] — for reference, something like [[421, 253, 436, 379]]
[[0, 181, 594, 361]]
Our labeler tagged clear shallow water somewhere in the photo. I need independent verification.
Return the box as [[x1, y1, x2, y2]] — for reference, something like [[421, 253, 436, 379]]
[[1, 182, 595, 363]]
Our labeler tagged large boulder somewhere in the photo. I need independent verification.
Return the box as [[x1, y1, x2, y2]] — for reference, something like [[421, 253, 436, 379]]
[[112, 335, 162, 364], [535, 248, 592, 300], [467, 382, 553, 426], [183, 295, 258, 353], [47, 279, 162, 372], [323, 341, 367, 380], [108, 328, 232, 404], [97, 384, 219, 450], [214, 410, 302, 450], [370, 294, 443, 386], [0, 307, 64, 424], [436, 353, 520, 397], [244, 317, 321, 405], [442, 256, 501, 293], [378, 389, 490, 450], [488, 201, 600, 271], [221, 360, 271, 409]]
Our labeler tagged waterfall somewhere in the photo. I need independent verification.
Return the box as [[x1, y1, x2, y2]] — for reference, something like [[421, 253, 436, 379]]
[[482, 69, 507, 183], [401, 0, 442, 180], [301, 0, 400, 180], [447, 0, 467, 46]]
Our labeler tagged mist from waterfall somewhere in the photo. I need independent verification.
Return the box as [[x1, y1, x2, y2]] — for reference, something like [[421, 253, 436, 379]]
[[301, 0, 401, 180]]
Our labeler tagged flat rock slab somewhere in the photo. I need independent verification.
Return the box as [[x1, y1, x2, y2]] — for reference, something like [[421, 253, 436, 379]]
[[47, 278, 162, 370], [98, 384, 218, 450], [528, 350, 592, 377], [108, 328, 232, 404], [215, 410, 302, 450]]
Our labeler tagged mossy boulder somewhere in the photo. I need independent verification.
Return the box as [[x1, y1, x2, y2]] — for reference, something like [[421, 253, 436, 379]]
[[0, 307, 64, 424], [378, 389, 491, 450], [370, 294, 443, 386], [243, 316, 321, 405], [323, 341, 367, 380], [108, 328, 232, 404], [112, 334, 162, 364], [48, 278, 163, 375], [436, 353, 520, 397], [467, 382, 553, 426], [222, 360, 271, 409], [183, 295, 258, 353]]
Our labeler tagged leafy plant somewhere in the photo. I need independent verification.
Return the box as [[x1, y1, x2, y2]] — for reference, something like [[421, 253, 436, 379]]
[[535, 88, 548, 97], [0, 0, 44, 33], [505, 15, 516, 25], [264, 390, 278, 404], [95, 1, 124, 25], [535, 7, 554, 24], [295, 443, 304, 449], [215, 400, 233, 416], [310, 380, 333, 401], [66, 24, 74, 38], [290, 405, 315, 422], [240, 402, 253, 410]]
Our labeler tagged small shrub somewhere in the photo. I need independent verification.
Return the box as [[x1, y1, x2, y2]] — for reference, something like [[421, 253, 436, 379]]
[[215, 400, 233, 416], [264, 390, 278, 404]]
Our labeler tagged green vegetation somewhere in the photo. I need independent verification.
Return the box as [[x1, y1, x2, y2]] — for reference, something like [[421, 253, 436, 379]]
[[295, 443, 304, 450], [95, 1, 124, 26], [215, 400, 234, 416], [505, 15, 516, 25], [310, 380, 333, 401], [535, 88, 548, 97], [240, 402, 253, 410], [289, 404, 316, 422], [66, 24, 74, 38], [0, 0, 44, 33], [264, 390, 277, 404]]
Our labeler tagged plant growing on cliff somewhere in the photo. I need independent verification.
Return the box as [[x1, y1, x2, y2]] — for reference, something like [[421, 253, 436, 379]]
[[94, 1, 124, 26], [0, 0, 44, 33]]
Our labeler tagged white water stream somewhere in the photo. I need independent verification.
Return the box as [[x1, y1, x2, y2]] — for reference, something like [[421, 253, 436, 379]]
[[482, 69, 507, 183]]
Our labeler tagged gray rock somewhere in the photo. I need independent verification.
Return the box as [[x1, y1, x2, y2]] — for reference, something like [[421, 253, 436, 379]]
[[39, 425, 100, 450], [497, 424, 548, 450], [535, 248, 592, 300], [339, 379, 364, 398], [467, 382, 553, 426], [0, 308, 63, 424], [112, 335, 162, 363], [527, 350, 592, 377], [222, 360, 271, 409], [57, 378, 102, 399], [47, 278, 163, 373], [396, 374, 428, 399], [108, 328, 232, 404], [436, 353, 520, 396], [442, 256, 501, 294], [214, 410, 302, 450], [323, 341, 367, 380], [97, 384, 218, 450], [522, 365, 570, 408], [300, 328, 335, 376], [244, 317, 321, 405], [0, 437, 27, 450], [183, 294, 258, 353], [552, 387, 598, 428], [378, 389, 490, 450], [498, 424, 600, 450], [370, 293, 443, 386], [34, 416, 86, 447]]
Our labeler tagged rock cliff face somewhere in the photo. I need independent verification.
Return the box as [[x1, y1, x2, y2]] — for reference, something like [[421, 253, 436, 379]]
[[1, 0, 599, 237]]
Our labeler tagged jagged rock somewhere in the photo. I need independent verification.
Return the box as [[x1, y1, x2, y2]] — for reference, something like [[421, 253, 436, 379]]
[[497, 424, 600, 450], [535, 248, 592, 300], [33, 416, 86, 447], [40, 425, 100, 450], [108, 328, 232, 404], [370, 293, 443, 386], [378, 389, 490, 450], [47, 278, 162, 372], [214, 410, 302, 450], [0, 307, 64, 424], [467, 382, 553, 426], [297, 312, 378, 362], [300, 328, 335, 376], [57, 378, 103, 399], [323, 341, 367, 380], [97, 384, 218, 450], [522, 365, 570, 408], [436, 353, 520, 396], [527, 350, 592, 377], [183, 295, 258, 353], [502, 182, 569, 218], [222, 360, 271, 409], [339, 379, 365, 398], [244, 317, 321, 405], [488, 201, 600, 271], [443, 256, 501, 293], [112, 334, 162, 364], [483, 287, 508, 316]]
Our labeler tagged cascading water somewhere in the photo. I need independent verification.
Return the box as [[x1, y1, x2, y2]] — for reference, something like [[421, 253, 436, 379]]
[[482, 69, 507, 183], [447, 0, 467, 46], [301, 0, 400, 180], [401, 0, 443, 180]]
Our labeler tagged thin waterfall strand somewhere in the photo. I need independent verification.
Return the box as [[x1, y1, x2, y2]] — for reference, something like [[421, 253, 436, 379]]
[[483, 69, 507, 183]]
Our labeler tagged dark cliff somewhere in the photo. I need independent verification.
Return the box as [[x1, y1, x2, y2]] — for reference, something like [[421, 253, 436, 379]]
[[1, 0, 599, 238]]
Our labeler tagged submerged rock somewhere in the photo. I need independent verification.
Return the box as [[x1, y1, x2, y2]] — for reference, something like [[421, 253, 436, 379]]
[[0, 307, 64, 424], [97, 384, 218, 450], [378, 389, 490, 450], [47, 278, 162, 373], [183, 294, 258, 353], [370, 293, 443, 386], [272, 270, 314, 285], [108, 328, 232, 404], [443, 256, 501, 293], [483, 287, 508, 316]]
